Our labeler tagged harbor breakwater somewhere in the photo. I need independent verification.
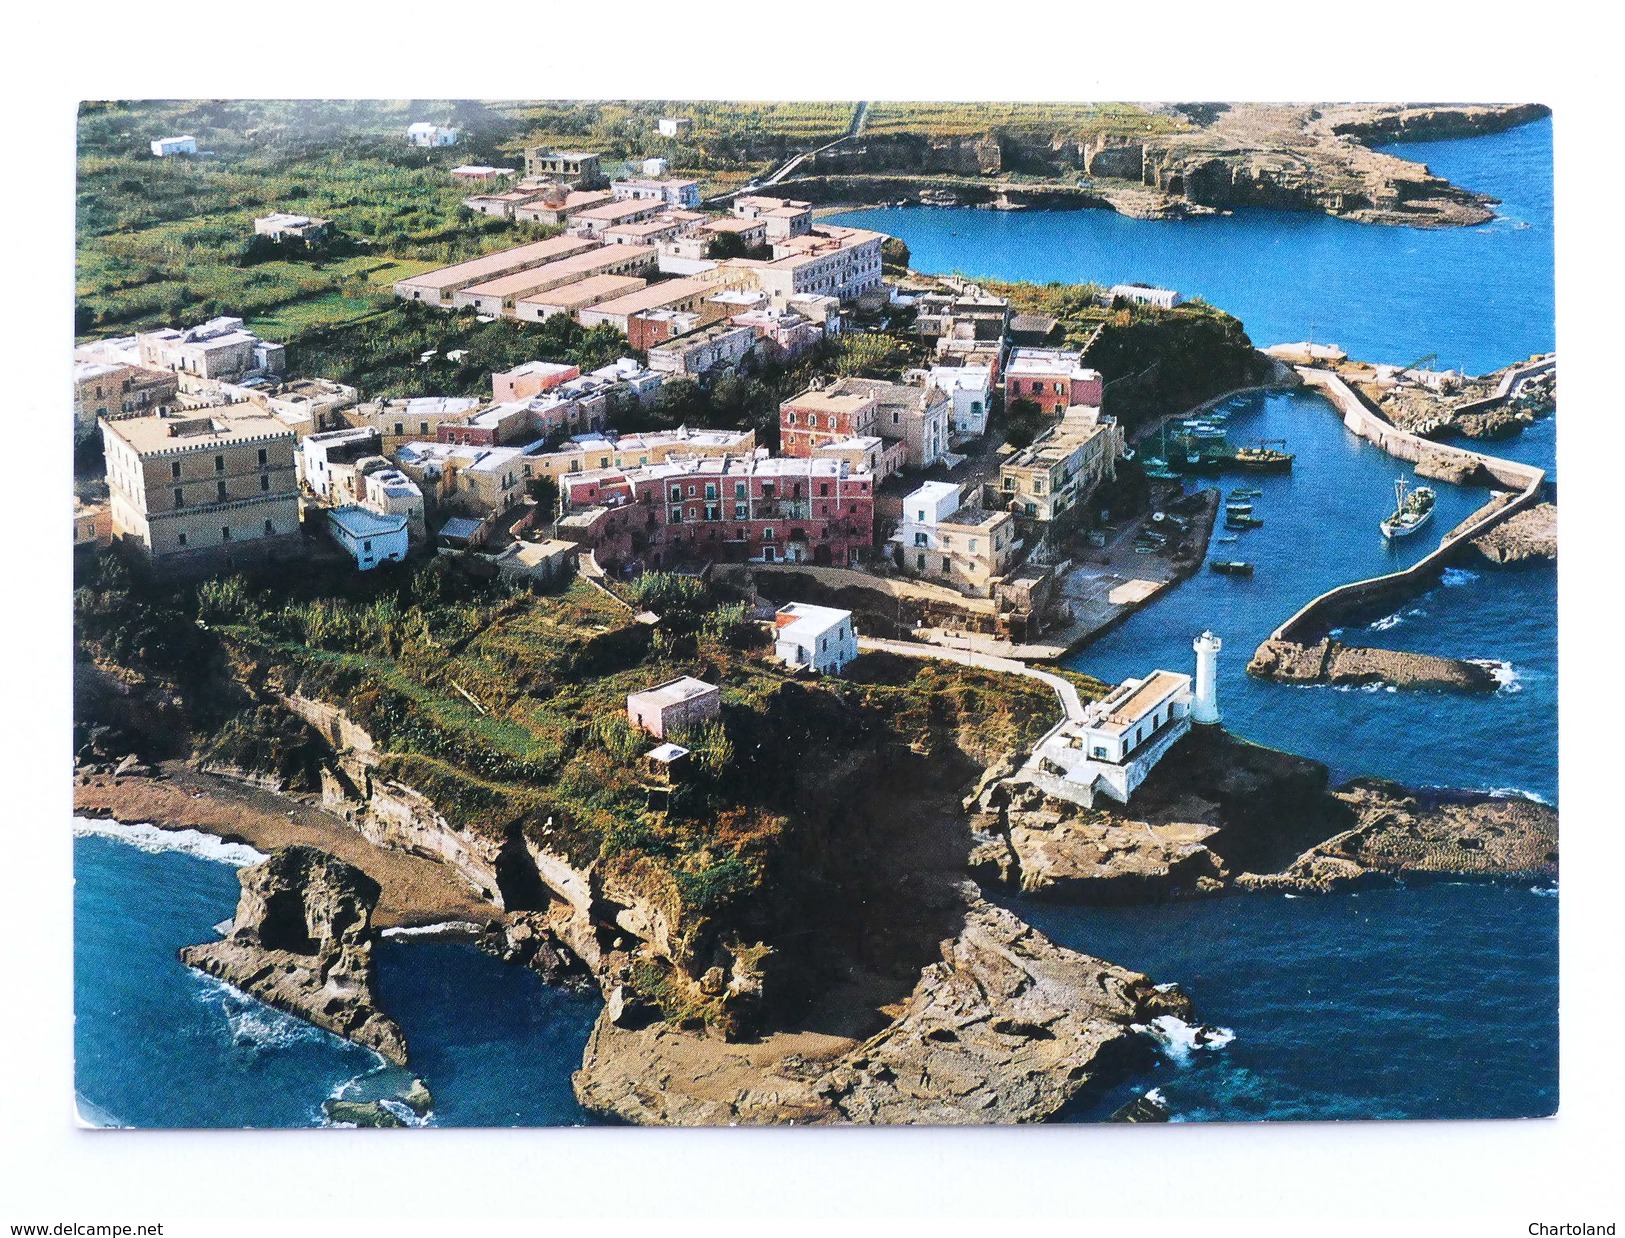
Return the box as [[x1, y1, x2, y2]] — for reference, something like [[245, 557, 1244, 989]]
[[1268, 367, 1547, 645]]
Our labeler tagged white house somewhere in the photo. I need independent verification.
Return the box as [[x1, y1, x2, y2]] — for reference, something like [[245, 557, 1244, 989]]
[[327, 506, 409, 570], [773, 603, 857, 675], [150, 135, 197, 158], [657, 117, 692, 138], [1030, 669, 1194, 807], [641, 157, 670, 177], [926, 364, 994, 440], [1108, 284, 1183, 310], [407, 123, 458, 148], [898, 481, 964, 552]]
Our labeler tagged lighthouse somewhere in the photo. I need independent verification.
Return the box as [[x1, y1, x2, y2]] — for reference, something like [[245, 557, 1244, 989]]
[[1192, 630, 1222, 725]]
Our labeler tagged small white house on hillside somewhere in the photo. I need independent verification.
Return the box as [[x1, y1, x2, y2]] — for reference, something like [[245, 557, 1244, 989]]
[[327, 506, 408, 570], [407, 123, 458, 148], [773, 603, 857, 675]]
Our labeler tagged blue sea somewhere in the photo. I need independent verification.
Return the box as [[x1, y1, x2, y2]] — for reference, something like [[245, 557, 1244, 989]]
[[76, 119, 1558, 1126]]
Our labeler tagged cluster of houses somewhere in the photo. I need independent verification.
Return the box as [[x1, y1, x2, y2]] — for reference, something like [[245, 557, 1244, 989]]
[[86, 132, 1125, 611]]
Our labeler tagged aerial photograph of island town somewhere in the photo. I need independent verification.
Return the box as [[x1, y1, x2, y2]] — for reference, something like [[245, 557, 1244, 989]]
[[69, 97, 1559, 1131]]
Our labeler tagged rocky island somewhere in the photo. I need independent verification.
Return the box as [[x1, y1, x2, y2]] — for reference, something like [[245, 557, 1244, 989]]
[[179, 845, 410, 1065]]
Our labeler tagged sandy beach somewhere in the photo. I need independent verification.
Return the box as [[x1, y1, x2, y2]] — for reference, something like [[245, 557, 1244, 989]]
[[74, 762, 496, 929]]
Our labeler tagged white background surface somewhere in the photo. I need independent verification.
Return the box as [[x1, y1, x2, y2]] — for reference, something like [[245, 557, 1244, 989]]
[[0, 2, 1615, 1228]]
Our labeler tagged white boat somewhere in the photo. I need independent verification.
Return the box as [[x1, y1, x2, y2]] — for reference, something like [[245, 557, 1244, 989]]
[[1380, 478, 1437, 539]]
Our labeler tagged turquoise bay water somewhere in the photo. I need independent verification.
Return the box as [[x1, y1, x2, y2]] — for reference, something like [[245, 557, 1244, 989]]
[[74, 829, 600, 1127], [76, 120, 1558, 1126], [829, 116, 1554, 379]]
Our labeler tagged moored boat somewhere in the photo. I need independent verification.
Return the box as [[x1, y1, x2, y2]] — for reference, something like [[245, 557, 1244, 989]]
[[1209, 560, 1255, 576], [1226, 513, 1264, 530], [1232, 444, 1295, 472], [1380, 477, 1436, 539]]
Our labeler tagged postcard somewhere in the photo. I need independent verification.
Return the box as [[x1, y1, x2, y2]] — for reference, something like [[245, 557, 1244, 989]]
[[70, 98, 1556, 1131]]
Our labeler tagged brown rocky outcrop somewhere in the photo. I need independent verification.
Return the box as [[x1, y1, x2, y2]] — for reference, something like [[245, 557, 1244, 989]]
[[1474, 503, 1557, 564], [1239, 779, 1557, 893], [967, 778, 1225, 901], [180, 845, 408, 1065], [571, 890, 1192, 1125], [1248, 638, 1499, 693], [1414, 450, 1489, 486]]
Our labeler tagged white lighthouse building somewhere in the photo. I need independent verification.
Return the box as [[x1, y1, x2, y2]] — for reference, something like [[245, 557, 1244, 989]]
[[1192, 630, 1222, 725], [1025, 627, 1221, 808]]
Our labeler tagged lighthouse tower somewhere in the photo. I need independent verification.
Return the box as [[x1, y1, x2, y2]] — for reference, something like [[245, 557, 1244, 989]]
[[1192, 630, 1222, 725]]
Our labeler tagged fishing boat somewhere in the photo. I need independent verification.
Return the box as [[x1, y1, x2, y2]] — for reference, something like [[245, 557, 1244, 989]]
[[1232, 443, 1295, 473], [1380, 478, 1436, 539], [1226, 513, 1264, 530], [1215, 533, 1239, 544], [1229, 487, 1262, 499], [1224, 502, 1254, 515], [1209, 560, 1255, 576]]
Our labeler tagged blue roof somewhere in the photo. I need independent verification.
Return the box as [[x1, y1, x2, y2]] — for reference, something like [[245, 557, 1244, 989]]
[[437, 516, 484, 541], [327, 506, 407, 539]]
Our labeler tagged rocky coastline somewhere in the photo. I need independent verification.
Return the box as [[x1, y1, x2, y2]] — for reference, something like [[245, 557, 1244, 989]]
[[81, 655, 1554, 1126], [1473, 503, 1557, 564], [1246, 637, 1502, 693], [783, 103, 1547, 229], [962, 727, 1553, 904], [572, 889, 1193, 1125], [179, 845, 410, 1066]]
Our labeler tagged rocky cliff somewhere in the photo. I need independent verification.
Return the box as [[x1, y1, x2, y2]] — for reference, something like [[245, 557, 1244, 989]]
[[180, 845, 409, 1065], [571, 889, 1193, 1125]]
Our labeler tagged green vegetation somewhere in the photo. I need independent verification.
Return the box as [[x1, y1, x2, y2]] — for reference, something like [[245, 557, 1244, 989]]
[[77, 547, 1064, 1032], [287, 302, 633, 400], [861, 101, 1187, 143], [974, 278, 1269, 434]]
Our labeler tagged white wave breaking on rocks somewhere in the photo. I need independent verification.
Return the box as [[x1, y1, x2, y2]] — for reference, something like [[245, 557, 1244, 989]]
[[1132, 1014, 1236, 1065], [1468, 659, 1522, 693], [192, 973, 339, 1053], [1484, 786, 1552, 806], [380, 921, 486, 940], [73, 816, 265, 867], [1441, 568, 1480, 587]]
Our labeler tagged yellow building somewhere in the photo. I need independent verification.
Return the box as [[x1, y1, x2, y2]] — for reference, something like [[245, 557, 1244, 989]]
[[100, 404, 300, 563]]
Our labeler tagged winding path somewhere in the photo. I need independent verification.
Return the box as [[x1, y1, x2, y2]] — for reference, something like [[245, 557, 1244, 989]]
[[857, 636, 1086, 723]]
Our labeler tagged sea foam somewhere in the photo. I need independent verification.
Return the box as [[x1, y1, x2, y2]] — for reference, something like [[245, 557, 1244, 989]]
[[380, 921, 486, 940], [1468, 659, 1522, 693], [73, 816, 265, 867], [1442, 568, 1480, 587], [1132, 1014, 1236, 1064]]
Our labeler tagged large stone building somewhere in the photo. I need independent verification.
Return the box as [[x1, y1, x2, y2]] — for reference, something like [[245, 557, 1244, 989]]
[[559, 454, 875, 570], [742, 225, 886, 309], [100, 404, 300, 564], [73, 360, 178, 438], [779, 377, 948, 471], [135, 317, 285, 382], [995, 405, 1123, 526], [448, 244, 658, 318], [891, 480, 1017, 598], [391, 235, 598, 306]]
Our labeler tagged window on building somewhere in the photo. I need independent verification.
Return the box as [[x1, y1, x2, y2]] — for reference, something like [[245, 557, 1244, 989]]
[[363, 540, 372, 552], [670, 507, 683, 523], [259, 475, 269, 492], [216, 480, 227, 502], [764, 527, 775, 541], [786, 412, 797, 425], [172, 461, 182, 480], [214, 455, 225, 472], [916, 553, 925, 570], [734, 482, 746, 499], [420, 422, 430, 434], [914, 532, 927, 547], [221, 526, 232, 541], [173, 488, 184, 509], [177, 532, 187, 546], [670, 485, 682, 501], [257, 448, 268, 466], [263, 520, 274, 535]]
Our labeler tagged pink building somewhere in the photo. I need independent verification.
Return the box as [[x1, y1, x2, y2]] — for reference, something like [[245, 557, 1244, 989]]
[[1003, 348, 1105, 414], [627, 676, 721, 739], [560, 454, 875, 570], [492, 361, 581, 402]]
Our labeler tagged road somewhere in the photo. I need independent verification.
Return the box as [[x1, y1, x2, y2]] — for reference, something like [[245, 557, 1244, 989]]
[[857, 636, 1086, 723], [703, 101, 869, 206]]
